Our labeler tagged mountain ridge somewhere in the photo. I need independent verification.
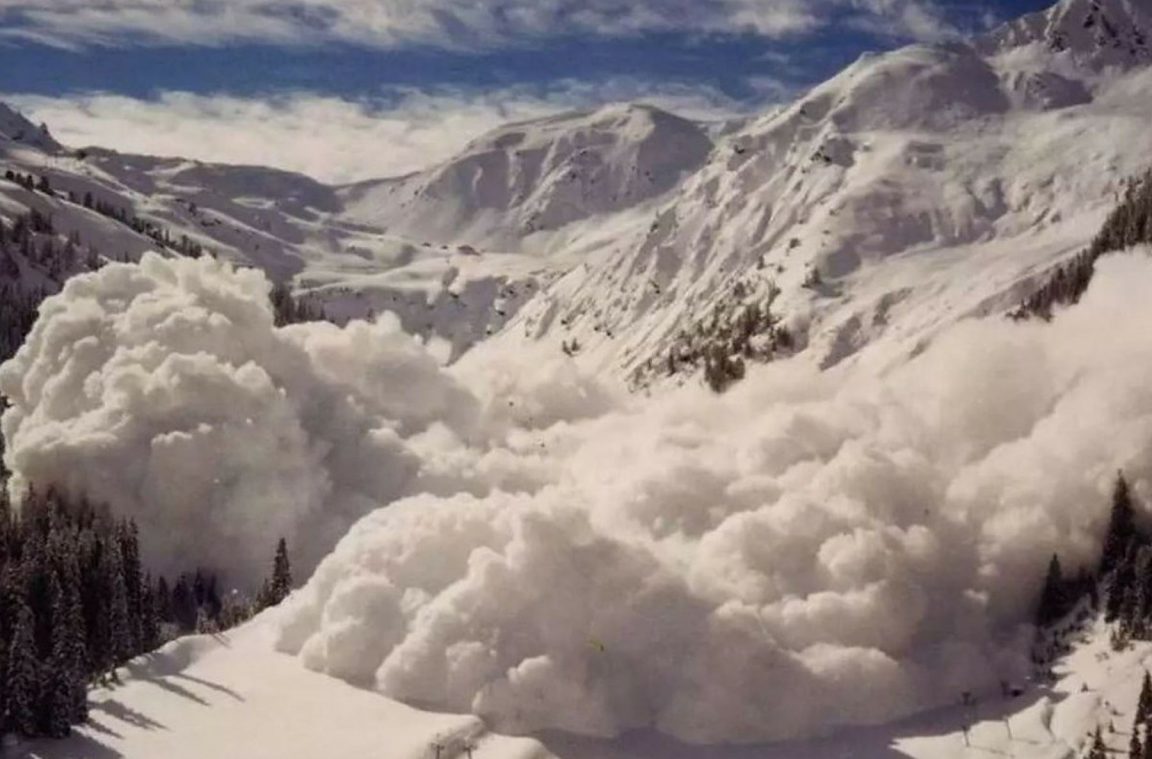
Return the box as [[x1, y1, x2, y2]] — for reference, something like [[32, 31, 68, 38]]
[[2, 0, 1152, 385]]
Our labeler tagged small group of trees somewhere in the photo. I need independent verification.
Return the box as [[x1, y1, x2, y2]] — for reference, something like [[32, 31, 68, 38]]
[[1, 210, 104, 286], [4, 162, 209, 260], [2, 170, 51, 195], [1, 209, 110, 364], [74, 191, 207, 259], [270, 282, 325, 327], [1035, 472, 1152, 661], [1012, 168, 1152, 320], [632, 278, 796, 393], [0, 487, 165, 738], [0, 478, 295, 740], [0, 284, 43, 366]]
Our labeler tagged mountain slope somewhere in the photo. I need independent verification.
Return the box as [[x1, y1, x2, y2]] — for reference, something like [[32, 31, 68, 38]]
[[979, 0, 1151, 66], [472, 5, 1152, 383], [339, 104, 713, 251], [0, 124, 556, 360], [3, 3, 1151, 385]]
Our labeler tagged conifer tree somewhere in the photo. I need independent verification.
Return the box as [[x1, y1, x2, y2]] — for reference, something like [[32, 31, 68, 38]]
[[1140, 671, 1152, 727], [105, 537, 131, 667], [1103, 473, 1137, 576], [140, 573, 160, 654], [270, 537, 292, 605], [1037, 553, 1067, 626], [7, 601, 40, 736], [171, 573, 197, 632], [58, 559, 89, 723], [118, 519, 143, 652], [0, 626, 8, 736], [155, 575, 173, 627], [41, 572, 73, 737], [1089, 726, 1109, 759], [1133, 726, 1145, 759]]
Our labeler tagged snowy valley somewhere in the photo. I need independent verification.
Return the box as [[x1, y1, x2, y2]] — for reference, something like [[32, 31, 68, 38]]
[[3, 0, 1152, 757]]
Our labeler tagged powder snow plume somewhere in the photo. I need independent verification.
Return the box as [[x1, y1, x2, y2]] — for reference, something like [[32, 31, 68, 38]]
[[0, 253, 489, 582], [6, 250, 1152, 743]]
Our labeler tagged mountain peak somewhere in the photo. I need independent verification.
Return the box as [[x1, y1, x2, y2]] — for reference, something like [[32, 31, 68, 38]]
[[0, 101, 61, 152], [979, 0, 1151, 65], [342, 99, 713, 246]]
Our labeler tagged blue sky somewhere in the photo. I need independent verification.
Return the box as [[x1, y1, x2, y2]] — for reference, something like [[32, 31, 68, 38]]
[[0, 0, 1055, 182]]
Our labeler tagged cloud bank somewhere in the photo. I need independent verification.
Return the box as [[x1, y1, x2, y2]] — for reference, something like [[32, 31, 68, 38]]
[[7, 250, 1152, 743], [4, 84, 748, 183], [0, 0, 961, 49]]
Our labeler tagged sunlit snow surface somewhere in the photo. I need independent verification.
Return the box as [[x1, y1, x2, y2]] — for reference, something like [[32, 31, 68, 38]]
[[10, 610, 1152, 759]]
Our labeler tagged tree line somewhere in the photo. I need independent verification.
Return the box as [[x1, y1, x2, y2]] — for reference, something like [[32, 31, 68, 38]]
[[1033, 475, 1152, 758], [1034, 474, 1152, 642], [3, 167, 207, 260], [0, 480, 293, 740], [1012, 168, 1152, 320]]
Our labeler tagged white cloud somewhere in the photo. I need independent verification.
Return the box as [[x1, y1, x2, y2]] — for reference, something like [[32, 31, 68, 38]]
[[0, 0, 966, 49], [843, 0, 961, 41], [4, 84, 749, 183]]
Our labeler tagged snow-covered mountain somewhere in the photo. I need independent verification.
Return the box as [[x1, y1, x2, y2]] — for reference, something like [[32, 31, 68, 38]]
[[6, 0, 1152, 755], [4, 0, 1151, 382], [480, 0, 1152, 382], [979, 0, 1151, 66], [341, 104, 713, 249]]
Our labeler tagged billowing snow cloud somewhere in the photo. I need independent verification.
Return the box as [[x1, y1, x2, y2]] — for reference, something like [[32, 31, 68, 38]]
[[6, 250, 1152, 743], [277, 251, 1152, 743], [0, 253, 487, 581]]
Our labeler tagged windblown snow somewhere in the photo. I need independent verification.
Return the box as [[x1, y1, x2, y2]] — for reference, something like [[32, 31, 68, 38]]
[[5, 248, 1152, 744]]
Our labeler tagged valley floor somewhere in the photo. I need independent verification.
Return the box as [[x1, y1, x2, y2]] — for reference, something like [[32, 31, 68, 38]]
[[8, 615, 1150, 759]]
